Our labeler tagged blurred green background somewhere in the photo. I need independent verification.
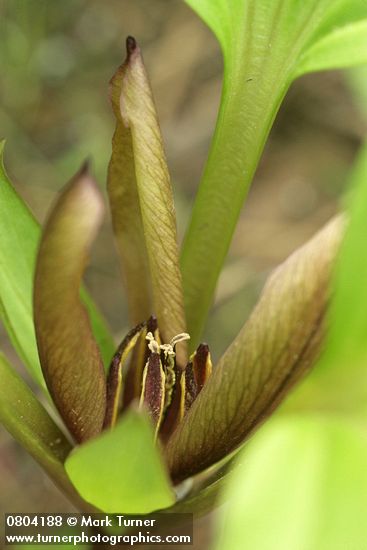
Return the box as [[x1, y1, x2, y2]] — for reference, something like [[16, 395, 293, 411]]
[[1, 1, 366, 548]]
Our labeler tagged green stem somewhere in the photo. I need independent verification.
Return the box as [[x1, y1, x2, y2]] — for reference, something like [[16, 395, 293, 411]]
[[181, 0, 327, 347], [180, 61, 289, 347]]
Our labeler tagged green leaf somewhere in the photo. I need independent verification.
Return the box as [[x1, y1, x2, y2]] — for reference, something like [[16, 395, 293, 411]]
[[295, 20, 367, 77], [0, 141, 115, 386], [182, 0, 367, 346], [167, 216, 344, 482], [0, 352, 75, 500], [65, 408, 175, 514], [0, 141, 45, 386], [213, 415, 367, 550], [109, 38, 187, 355], [34, 165, 106, 443]]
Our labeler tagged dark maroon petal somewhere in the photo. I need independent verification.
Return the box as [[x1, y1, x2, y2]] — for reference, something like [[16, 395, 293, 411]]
[[192, 343, 212, 392], [123, 315, 160, 407], [140, 352, 165, 436], [104, 322, 145, 429], [180, 361, 198, 417]]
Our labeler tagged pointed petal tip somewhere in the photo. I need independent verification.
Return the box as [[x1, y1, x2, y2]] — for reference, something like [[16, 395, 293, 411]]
[[197, 343, 209, 353], [195, 343, 210, 363], [126, 35, 138, 56], [68, 163, 104, 218], [79, 158, 92, 177], [147, 314, 158, 332], [74, 159, 97, 188]]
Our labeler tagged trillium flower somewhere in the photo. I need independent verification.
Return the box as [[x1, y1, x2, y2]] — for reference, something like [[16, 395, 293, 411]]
[[0, 36, 344, 515], [104, 315, 211, 438], [33, 38, 213, 449]]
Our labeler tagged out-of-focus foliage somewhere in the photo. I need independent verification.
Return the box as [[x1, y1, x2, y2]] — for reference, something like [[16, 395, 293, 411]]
[[321, 143, 367, 374], [208, 119, 367, 550], [286, 142, 367, 417], [0, 0, 122, 185], [348, 65, 367, 118], [214, 415, 367, 550]]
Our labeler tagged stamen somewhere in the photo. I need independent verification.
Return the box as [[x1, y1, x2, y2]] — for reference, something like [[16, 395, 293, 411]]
[[147, 331, 191, 359], [146, 331, 160, 354], [160, 343, 176, 358], [159, 332, 191, 359], [170, 333, 190, 347]]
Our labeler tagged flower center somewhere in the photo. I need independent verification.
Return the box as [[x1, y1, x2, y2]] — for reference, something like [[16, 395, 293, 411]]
[[104, 316, 211, 439]]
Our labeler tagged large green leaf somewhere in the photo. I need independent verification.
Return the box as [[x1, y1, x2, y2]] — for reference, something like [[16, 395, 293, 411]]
[[65, 408, 175, 514], [0, 141, 45, 386], [0, 141, 115, 387], [295, 20, 367, 77], [108, 38, 187, 357], [182, 0, 367, 346], [0, 352, 79, 504], [34, 166, 106, 443], [167, 216, 344, 482], [214, 415, 367, 550]]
